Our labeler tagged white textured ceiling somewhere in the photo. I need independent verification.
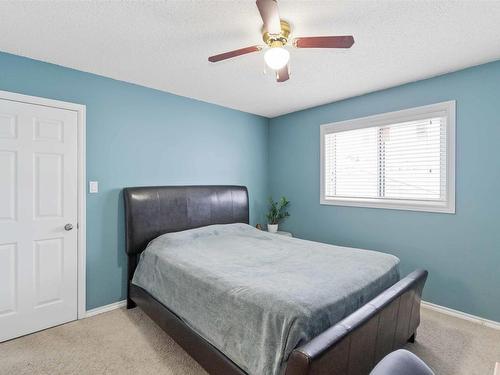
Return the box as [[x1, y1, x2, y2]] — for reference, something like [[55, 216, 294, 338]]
[[1, 1, 500, 117]]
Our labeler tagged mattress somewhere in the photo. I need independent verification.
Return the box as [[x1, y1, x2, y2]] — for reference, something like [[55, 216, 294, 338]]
[[132, 223, 400, 375]]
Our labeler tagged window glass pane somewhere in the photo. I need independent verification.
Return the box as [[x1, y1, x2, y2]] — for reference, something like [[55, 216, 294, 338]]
[[325, 127, 378, 199], [383, 118, 445, 201]]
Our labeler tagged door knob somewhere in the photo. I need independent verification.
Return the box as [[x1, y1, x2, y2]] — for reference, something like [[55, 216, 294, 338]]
[[64, 223, 73, 231]]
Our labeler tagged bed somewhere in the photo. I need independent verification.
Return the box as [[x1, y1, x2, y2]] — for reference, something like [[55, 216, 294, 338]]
[[124, 185, 427, 375]]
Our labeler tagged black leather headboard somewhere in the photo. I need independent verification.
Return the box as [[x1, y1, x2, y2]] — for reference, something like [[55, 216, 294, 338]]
[[123, 185, 249, 258]]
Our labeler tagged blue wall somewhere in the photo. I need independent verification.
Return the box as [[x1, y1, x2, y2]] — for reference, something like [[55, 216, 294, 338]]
[[0, 52, 269, 310], [2, 50, 498, 321], [269, 60, 500, 321]]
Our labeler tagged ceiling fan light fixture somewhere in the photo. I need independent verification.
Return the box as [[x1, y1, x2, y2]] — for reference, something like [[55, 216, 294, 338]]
[[264, 44, 289, 70], [207, 1, 355, 83]]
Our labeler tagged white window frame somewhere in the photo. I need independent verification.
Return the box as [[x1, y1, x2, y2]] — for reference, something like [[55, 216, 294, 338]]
[[320, 101, 456, 213]]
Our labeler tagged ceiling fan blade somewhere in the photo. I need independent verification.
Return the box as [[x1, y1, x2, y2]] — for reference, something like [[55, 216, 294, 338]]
[[208, 45, 262, 63], [256, 0, 282, 35], [293, 36, 354, 49], [276, 64, 289, 82]]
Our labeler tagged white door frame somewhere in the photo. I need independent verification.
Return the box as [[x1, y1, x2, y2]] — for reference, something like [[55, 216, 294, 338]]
[[0, 89, 87, 319]]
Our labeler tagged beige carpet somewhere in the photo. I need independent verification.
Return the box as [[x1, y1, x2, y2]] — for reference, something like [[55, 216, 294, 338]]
[[1, 307, 499, 375]]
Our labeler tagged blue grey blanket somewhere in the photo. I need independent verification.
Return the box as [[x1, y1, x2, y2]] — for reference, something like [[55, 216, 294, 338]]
[[132, 224, 399, 375]]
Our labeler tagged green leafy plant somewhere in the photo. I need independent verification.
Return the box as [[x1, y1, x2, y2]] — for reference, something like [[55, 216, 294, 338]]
[[266, 196, 290, 224]]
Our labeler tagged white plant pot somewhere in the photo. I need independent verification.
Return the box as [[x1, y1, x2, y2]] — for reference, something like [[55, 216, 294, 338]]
[[268, 224, 278, 233]]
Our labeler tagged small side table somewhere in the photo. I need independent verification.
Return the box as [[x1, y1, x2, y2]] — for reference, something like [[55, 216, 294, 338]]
[[272, 231, 293, 237]]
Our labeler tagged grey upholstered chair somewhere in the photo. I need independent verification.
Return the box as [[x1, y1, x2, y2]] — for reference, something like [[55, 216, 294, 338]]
[[370, 349, 435, 375]]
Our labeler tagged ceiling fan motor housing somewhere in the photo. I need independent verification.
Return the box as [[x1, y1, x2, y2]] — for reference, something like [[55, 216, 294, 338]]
[[262, 20, 291, 47]]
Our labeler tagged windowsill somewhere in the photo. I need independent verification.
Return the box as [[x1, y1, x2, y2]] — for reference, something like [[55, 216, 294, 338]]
[[320, 197, 455, 214]]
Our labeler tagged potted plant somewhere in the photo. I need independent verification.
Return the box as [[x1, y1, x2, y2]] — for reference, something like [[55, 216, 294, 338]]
[[266, 196, 290, 233]]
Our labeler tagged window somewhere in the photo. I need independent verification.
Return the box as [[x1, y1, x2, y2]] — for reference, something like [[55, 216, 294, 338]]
[[320, 101, 455, 213]]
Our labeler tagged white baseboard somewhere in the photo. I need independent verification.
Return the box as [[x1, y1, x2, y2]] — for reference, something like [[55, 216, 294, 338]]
[[84, 299, 127, 319], [422, 301, 500, 330]]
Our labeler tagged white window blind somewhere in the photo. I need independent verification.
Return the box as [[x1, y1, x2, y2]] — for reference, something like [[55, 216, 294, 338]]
[[321, 101, 455, 213]]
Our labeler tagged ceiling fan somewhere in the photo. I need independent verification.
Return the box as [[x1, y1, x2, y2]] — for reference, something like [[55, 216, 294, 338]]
[[208, 0, 355, 83]]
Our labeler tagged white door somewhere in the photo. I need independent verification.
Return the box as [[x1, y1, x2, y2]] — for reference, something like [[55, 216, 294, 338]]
[[0, 98, 78, 342]]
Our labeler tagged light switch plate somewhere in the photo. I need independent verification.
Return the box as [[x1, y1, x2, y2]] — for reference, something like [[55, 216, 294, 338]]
[[89, 181, 99, 193]]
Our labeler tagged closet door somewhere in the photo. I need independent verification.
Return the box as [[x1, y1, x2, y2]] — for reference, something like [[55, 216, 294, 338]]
[[0, 98, 78, 342]]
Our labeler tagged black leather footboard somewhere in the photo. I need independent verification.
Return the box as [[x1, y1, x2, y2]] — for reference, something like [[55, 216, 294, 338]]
[[285, 269, 428, 375]]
